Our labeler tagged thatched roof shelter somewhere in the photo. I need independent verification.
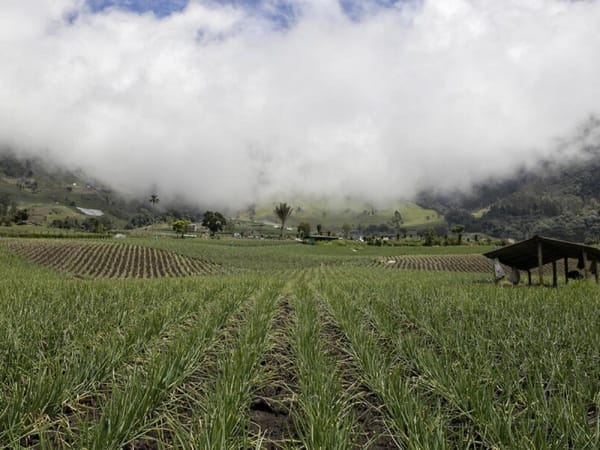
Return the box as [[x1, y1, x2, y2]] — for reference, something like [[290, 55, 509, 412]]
[[484, 235, 600, 286]]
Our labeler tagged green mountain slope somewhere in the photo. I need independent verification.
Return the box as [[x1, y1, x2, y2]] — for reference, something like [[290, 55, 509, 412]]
[[235, 196, 442, 235], [417, 141, 600, 242], [0, 151, 131, 228]]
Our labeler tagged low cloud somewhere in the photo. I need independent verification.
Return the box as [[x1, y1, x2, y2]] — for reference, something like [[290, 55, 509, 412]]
[[1, 0, 600, 208]]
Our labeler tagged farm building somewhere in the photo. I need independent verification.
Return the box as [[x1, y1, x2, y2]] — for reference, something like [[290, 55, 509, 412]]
[[484, 235, 600, 286]]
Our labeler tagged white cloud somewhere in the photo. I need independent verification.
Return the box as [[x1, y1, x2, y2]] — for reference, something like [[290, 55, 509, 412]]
[[1, 0, 600, 207]]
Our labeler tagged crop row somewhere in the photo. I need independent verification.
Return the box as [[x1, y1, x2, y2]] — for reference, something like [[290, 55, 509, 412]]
[[0, 239, 221, 278], [316, 265, 600, 448], [375, 254, 585, 280], [375, 254, 498, 273], [1, 245, 598, 448]]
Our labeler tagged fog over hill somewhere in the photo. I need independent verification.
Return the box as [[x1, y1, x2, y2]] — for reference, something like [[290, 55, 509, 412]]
[[1, 0, 600, 208]]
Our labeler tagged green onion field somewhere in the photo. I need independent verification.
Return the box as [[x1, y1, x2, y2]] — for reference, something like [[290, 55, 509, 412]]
[[0, 238, 598, 449]]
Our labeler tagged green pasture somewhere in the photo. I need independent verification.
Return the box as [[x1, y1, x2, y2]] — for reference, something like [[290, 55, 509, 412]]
[[0, 239, 598, 448], [238, 199, 442, 230]]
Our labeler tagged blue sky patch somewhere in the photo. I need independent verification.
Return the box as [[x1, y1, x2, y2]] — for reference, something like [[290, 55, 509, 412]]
[[85, 0, 404, 23], [86, 0, 189, 17], [340, 0, 402, 21]]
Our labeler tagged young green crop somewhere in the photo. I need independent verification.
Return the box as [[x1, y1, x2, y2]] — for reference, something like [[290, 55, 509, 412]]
[[289, 282, 358, 449], [319, 267, 600, 448], [1, 240, 599, 448], [74, 281, 255, 449], [169, 280, 283, 449]]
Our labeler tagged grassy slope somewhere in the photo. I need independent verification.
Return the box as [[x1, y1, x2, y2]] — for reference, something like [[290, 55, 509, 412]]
[[237, 199, 443, 230], [1, 154, 445, 232], [0, 172, 126, 227]]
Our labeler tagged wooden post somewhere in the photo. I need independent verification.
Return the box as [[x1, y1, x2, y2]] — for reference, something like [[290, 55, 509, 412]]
[[527, 270, 532, 286], [552, 261, 557, 287], [593, 260, 599, 285], [583, 251, 589, 280], [564, 257, 569, 284], [537, 241, 544, 286]]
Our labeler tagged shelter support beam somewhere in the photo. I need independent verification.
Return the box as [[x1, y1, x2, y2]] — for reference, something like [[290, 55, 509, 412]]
[[527, 270, 532, 286], [484, 236, 600, 288], [537, 241, 544, 286], [552, 261, 557, 287]]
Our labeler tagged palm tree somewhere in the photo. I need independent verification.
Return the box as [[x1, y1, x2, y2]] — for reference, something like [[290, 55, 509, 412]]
[[274, 202, 293, 239], [149, 194, 159, 230], [149, 194, 160, 209]]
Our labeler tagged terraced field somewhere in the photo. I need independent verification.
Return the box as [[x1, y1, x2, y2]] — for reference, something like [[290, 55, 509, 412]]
[[0, 239, 221, 278], [0, 240, 598, 449]]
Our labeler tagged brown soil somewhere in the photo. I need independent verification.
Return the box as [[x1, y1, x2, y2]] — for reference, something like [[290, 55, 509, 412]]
[[317, 304, 399, 449], [249, 297, 299, 449], [0, 239, 221, 278]]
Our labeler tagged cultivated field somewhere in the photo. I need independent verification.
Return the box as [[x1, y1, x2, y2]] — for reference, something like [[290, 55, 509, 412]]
[[0, 238, 598, 449], [375, 254, 495, 273], [0, 239, 221, 278]]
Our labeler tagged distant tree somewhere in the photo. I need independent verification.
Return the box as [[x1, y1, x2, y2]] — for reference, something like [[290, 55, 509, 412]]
[[126, 212, 152, 229], [297, 222, 311, 238], [451, 224, 465, 245], [13, 208, 29, 224], [316, 224, 322, 235], [149, 194, 159, 221], [149, 193, 159, 207], [274, 203, 293, 238], [202, 211, 227, 236], [422, 228, 436, 246], [82, 217, 112, 233], [392, 210, 403, 225], [172, 219, 191, 238]]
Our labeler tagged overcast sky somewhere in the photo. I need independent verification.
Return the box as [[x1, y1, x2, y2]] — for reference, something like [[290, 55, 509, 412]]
[[1, 0, 600, 208]]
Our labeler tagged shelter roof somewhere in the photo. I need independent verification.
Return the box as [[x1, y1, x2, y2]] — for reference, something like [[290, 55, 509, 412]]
[[484, 235, 600, 271]]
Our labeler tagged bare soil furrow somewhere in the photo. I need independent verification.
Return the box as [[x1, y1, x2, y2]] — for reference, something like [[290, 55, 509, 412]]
[[0, 240, 219, 278]]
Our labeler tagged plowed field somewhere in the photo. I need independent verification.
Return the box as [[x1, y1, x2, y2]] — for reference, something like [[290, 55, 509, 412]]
[[376, 254, 497, 272], [376, 254, 580, 277], [0, 239, 220, 278]]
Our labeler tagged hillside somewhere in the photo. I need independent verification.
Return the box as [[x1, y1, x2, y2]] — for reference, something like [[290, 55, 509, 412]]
[[417, 128, 600, 242], [4, 143, 600, 242], [234, 196, 442, 236], [0, 151, 136, 229], [0, 151, 442, 235]]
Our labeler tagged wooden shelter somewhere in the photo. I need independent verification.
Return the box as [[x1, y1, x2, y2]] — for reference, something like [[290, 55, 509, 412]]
[[484, 235, 600, 286]]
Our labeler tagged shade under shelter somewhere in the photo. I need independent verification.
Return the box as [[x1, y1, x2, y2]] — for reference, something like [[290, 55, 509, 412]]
[[484, 235, 600, 286]]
